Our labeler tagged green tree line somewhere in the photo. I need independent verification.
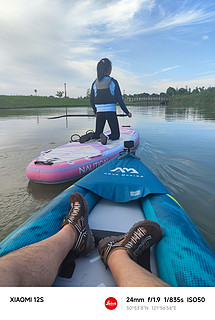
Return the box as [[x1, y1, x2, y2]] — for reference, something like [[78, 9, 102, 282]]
[[166, 86, 215, 108], [1, 86, 214, 109], [123, 86, 214, 98], [123, 86, 215, 108]]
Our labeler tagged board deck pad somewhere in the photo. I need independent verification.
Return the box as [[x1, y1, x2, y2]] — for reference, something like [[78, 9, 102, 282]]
[[39, 144, 104, 163], [37, 127, 136, 164]]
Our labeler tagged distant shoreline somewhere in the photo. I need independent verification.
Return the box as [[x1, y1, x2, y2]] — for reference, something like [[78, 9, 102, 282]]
[[0, 94, 136, 109], [0, 95, 91, 109], [1, 89, 214, 110], [0, 105, 89, 110]]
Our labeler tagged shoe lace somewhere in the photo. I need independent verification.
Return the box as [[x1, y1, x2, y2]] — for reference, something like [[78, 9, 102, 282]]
[[71, 203, 81, 215], [126, 227, 146, 249], [66, 202, 83, 234]]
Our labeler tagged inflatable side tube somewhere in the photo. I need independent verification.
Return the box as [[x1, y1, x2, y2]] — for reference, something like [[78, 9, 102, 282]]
[[141, 194, 215, 287], [0, 186, 100, 257]]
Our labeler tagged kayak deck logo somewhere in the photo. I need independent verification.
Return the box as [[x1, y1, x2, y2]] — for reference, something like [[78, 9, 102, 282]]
[[104, 167, 143, 178], [111, 167, 139, 174], [105, 297, 118, 310]]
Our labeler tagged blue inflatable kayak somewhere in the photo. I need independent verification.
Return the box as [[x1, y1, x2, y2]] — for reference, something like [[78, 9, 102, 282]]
[[0, 144, 214, 287]]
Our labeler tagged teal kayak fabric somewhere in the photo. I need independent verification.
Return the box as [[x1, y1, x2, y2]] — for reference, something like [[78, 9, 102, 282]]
[[141, 195, 215, 287], [0, 153, 215, 287], [76, 156, 168, 202], [0, 186, 100, 257]]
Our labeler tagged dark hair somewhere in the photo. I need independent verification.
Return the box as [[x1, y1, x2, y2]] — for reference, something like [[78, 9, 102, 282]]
[[97, 58, 112, 81]]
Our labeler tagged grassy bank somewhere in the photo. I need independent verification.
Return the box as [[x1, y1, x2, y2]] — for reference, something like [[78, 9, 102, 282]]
[[0, 94, 138, 109], [168, 87, 215, 109], [2, 90, 215, 110], [0, 95, 138, 109], [0, 95, 91, 109]]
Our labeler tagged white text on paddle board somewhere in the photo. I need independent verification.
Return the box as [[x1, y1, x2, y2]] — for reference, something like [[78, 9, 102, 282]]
[[79, 158, 109, 174]]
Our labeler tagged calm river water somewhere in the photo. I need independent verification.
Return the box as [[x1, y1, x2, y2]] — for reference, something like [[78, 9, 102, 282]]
[[0, 105, 215, 251]]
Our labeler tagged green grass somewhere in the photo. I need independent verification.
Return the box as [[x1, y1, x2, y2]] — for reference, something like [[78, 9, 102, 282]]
[[1, 88, 215, 110], [168, 88, 215, 109], [0, 94, 138, 109], [0, 95, 90, 109]]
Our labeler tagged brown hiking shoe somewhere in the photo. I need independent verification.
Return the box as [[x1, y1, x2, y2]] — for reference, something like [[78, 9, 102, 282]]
[[61, 192, 95, 256], [98, 220, 162, 267]]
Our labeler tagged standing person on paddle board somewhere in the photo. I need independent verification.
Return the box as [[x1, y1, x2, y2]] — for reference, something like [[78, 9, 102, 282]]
[[80, 58, 132, 145]]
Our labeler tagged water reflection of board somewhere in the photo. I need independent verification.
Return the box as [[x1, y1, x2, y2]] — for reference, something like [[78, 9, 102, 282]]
[[26, 126, 139, 184]]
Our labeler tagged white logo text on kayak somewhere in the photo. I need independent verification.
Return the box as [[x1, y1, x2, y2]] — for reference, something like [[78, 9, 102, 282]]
[[110, 167, 139, 174]]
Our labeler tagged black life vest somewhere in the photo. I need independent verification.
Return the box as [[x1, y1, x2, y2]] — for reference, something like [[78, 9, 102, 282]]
[[94, 77, 117, 105]]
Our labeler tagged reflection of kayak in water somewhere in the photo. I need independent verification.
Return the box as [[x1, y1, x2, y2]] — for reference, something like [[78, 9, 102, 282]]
[[1, 143, 215, 287], [26, 126, 139, 184]]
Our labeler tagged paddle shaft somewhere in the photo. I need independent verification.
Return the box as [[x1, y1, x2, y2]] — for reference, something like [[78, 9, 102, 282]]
[[48, 114, 128, 119]]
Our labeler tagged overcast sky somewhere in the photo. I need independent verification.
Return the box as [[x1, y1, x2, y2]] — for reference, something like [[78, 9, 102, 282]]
[[0, 0, 215, 97]]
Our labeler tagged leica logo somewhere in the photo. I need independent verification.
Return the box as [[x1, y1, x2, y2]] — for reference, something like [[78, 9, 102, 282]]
[[105, 297, 118, 310]]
